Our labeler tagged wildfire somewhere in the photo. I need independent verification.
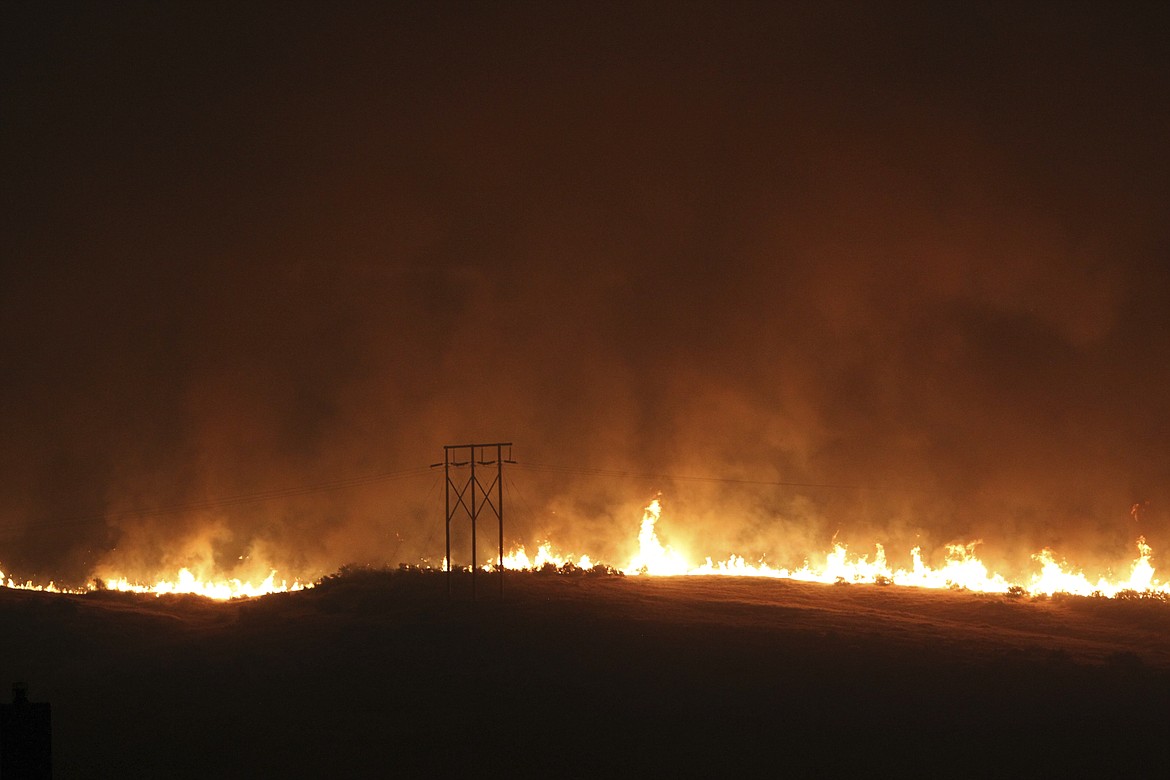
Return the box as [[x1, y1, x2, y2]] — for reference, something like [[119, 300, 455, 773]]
[[494, 499, 1170, 599], [1, 564, 307, 600], [625, 498, 689, 575], [494, 542, 594, 572], [1028, 538, 1167, 598], [1, 567, 65, 593], [5, 498, 1169, 601], [99, 569, 307, 600]]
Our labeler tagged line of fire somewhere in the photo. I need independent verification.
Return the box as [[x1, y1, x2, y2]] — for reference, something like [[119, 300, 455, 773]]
[[3, 443, 1170, 602]]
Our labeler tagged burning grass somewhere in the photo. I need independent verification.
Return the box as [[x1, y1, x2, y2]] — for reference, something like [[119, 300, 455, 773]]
[[6, 499, 1170, 606]]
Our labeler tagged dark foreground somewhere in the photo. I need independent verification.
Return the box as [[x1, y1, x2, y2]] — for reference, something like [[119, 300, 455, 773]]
[[3, 571, 1170, 778]]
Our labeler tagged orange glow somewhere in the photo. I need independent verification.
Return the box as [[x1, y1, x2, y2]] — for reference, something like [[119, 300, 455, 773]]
[[493, 542, 594, 572], [1, 567, 65, 593], [1028, 537, 1165, 597], [5, 500, 1168, 601], [1, 563, 306, 600], [493, 499, 1170, 600], [99, 569, 307, 599], [624, 498, 689, 575]]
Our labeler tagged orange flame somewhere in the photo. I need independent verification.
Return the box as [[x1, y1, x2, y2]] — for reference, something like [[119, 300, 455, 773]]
[[99, 569, 307, 599], [1, 562, 307, 600], [493, 542, 594, 571], [5, 499, 1169, 601], [624, 498, 688, 575], [1, 567, 65, 593], [493, 499, 1170, 599]]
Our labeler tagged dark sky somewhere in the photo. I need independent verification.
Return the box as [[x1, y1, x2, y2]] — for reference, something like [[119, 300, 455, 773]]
[[3, 1, 1169, 584]]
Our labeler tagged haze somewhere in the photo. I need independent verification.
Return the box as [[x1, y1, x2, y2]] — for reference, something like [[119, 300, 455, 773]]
[[2, 2, 1168, 586]]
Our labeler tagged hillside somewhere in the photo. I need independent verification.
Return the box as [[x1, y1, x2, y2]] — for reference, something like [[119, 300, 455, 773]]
[[3, 572, 1169, 777]]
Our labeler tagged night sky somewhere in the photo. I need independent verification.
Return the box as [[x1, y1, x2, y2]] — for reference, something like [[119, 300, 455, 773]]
[[3, 1, 1169, 584]]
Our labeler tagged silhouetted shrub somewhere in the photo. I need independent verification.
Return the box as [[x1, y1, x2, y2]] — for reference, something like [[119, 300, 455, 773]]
[[1113, 589, 1166, 602], [315, 564, 397, 588], [584, 564, 623, 577]]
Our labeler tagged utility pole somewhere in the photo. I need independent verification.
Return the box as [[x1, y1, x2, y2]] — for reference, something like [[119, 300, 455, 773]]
[[439, 443, 514, 599]]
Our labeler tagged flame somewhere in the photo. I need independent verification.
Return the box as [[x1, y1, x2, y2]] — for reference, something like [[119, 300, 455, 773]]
[[100, 569, 307, 599], [1, 567, 65, 593], [494, 542, 594, 572], [1028, 537, 1167, 598], [490, 500, 1170, 600], [624, 498, 689, 575], [1, 562, 306, 600], [688, 540, 1011, 592], [6, 500, 1170, 602]]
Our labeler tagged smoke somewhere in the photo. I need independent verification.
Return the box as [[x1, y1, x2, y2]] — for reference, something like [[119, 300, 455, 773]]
[[2, 2, 1169, 584]]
